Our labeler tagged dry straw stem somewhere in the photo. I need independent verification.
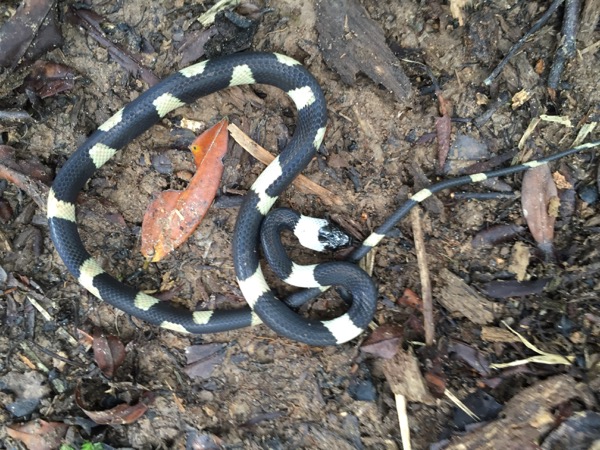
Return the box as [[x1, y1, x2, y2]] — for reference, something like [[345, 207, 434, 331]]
[[228, 123, 344, 206]]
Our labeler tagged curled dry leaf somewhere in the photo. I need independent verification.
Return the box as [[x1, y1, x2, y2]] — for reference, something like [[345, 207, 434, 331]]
[[24, 60, 76, 98], [75, 384, 153, 425], [92, 329, 126, 378], [6, 419, 68, 450], [521, 163, 558, 257], [141, 119, 228, 262], [360, 324, 404, 359]]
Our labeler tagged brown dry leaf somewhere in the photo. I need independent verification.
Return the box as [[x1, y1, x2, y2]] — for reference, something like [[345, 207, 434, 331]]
[[184, 343, 226, 380], [6, 419, 68, 450], [92, 329, 126, 378], [0, 0, 62, 69], [360, 324, 404, 359], [75, 385, 153, 425], [521, 163, 558, 257], [24, 60, 76, 98], [141, 119, 228, 262], [471, 224, 525, 248], [397, 288, 423, 311]]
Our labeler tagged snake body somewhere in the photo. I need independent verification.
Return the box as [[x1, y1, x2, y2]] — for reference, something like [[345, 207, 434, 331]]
[[48, 51, 599, 345], [48, 52, 376, 345]]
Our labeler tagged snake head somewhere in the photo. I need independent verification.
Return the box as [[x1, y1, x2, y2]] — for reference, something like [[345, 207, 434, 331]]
[[317, 223, 352, 251]]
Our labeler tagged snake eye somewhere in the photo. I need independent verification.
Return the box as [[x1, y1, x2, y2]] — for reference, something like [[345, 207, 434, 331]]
[[318, 224, 352, 251]]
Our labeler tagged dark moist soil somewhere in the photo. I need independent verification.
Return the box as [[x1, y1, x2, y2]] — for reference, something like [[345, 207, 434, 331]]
[[0, 0, 599, 449]]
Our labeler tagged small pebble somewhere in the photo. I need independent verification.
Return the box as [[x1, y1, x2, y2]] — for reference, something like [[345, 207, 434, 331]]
[[579, 184, 598, 204], [347, 377, 376, 401], [6, 398, 39, 417]]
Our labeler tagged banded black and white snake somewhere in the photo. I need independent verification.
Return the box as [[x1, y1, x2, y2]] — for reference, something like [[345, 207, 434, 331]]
[[47, 51, 600, 345]]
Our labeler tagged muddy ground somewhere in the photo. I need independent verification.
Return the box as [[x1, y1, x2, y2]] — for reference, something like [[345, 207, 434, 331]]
[[0, 0, 599, 449]]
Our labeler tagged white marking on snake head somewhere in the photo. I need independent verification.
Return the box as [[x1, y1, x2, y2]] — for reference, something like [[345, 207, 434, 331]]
[[89, 143, 117, 168], [523, 160, 545, 168], [294, 215, 329, 252], [250, 312, 263, 326], [47, 189, 76, 222], [230, 64, 256, 86], [153, 93, 185, 118], [287, 86, 316, 110], [237, 266, 270, 308], [323, 314, 363, 344], [78, 258, 105, 299]]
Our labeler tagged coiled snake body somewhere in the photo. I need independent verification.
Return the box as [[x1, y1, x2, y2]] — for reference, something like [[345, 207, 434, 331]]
[[48, 52, 599, 345]]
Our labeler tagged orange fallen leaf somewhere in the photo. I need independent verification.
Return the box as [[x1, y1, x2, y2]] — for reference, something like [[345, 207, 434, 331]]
[[6, 419, 68, 450], [141, 119, 228, 261]]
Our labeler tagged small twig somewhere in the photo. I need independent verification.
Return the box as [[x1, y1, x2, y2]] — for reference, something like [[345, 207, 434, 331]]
[[228, 123, 344, 206], [395, 393, 412, 450], [69, 7, 160, 86], [410, 208, 434, 346], [484, 0, 565, 86], [451, 191, 517, 200], [28, 340, 86, 368], [548, 0, 582, 91], [444, 390, 479, 421], [473, 91, 510, 127], [0, 163, 48, 210], [0, 109, 33, 124]]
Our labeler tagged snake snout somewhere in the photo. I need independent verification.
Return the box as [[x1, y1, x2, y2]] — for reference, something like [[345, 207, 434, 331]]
[[318, 223, 352, 251]]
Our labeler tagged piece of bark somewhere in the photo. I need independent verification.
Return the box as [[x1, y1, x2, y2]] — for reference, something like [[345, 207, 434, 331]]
[[0, 0, 62, 68], [381, 347, 436, 405], [480, 326, 520, 343], [446, 375, 594, 449], [437, 269, 496, 325], [315, 0, 412, 104]]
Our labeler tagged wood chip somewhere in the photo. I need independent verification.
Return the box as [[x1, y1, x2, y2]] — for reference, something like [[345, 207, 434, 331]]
[[437, 269, 496, 325], [315, 0, 412, 104]]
